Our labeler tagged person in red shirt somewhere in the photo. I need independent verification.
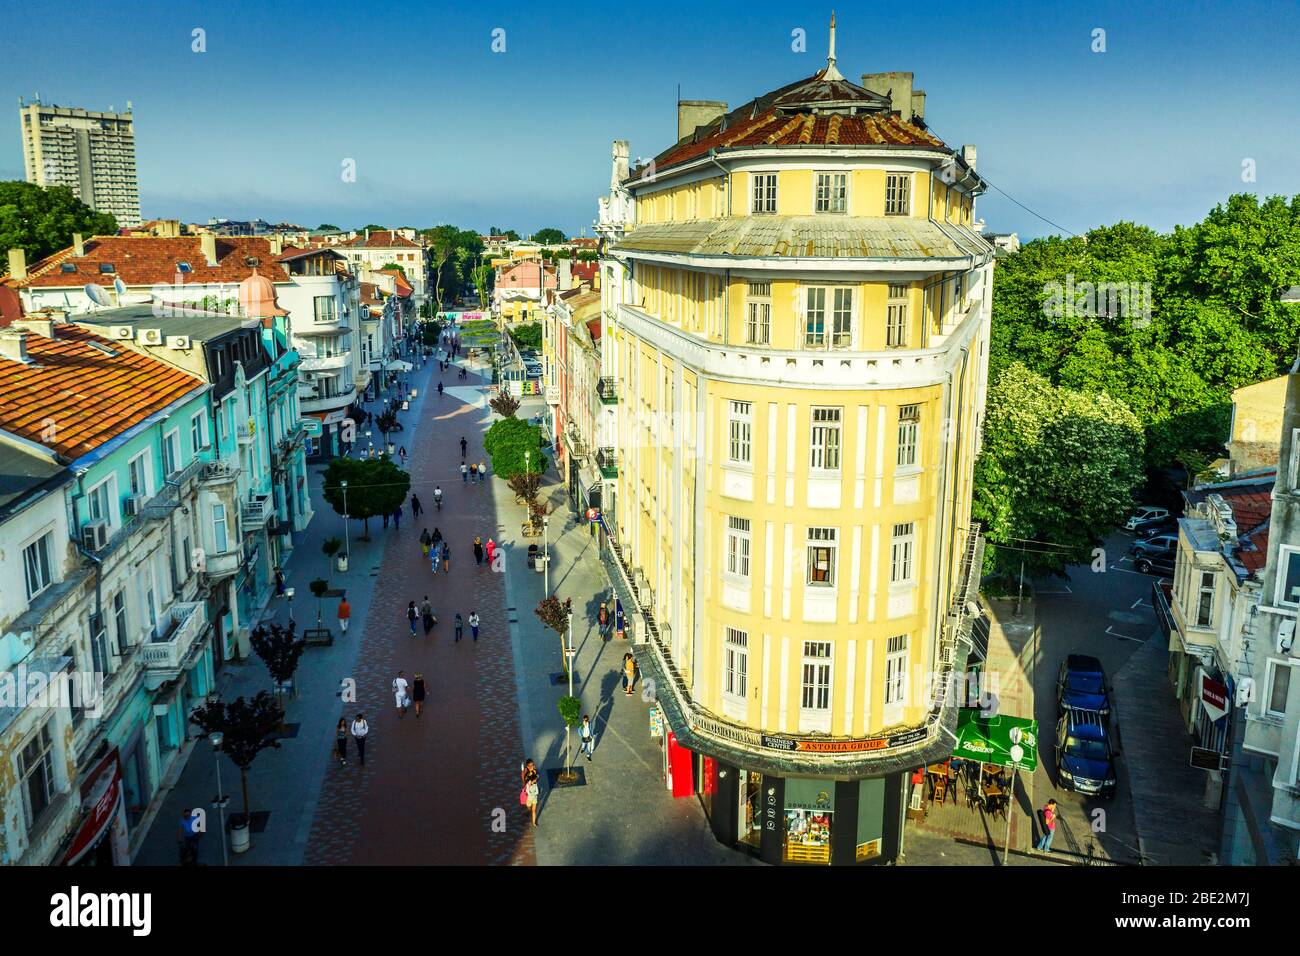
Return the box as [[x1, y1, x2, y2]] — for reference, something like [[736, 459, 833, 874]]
[[337, 597, 351, 634]]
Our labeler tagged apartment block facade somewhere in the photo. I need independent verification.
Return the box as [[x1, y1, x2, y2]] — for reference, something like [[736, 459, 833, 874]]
[[20, 100, 141, 227]]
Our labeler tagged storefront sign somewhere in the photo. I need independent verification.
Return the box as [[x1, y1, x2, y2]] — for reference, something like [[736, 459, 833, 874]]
[[61, 749, 126, 865], [1200, 672, 1230, 723], [648, 704, 664, 738], [760, 725, 930, 754]]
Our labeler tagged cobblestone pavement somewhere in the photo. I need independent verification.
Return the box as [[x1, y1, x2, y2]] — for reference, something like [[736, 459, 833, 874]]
[[305, 349, 535, 865]]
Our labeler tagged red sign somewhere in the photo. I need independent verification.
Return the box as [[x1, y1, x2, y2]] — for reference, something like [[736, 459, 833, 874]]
[[62, 748, 123, 865], [1201, 673, 1230, 722], [585, 507, 599, 521]]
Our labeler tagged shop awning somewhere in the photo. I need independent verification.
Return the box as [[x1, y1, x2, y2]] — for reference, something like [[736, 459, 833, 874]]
[[951, 709, 1039, 772], [388, 360, 413, 373]]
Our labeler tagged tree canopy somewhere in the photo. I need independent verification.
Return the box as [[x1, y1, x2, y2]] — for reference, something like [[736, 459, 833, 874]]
[[484, 417, 547, 479], [317, 223, 340, 231], [531, 227, 566, 245], [321, 455, 411, 537], [0, 181, 118, 262]]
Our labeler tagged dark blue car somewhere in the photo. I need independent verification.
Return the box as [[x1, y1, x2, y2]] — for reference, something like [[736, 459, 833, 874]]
[[1056, 654, 1112, 718], [1054, 711, 1117, 799]]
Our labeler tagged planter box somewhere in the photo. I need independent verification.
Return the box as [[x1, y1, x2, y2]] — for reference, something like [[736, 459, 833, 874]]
[[337, 555, 349, 573]]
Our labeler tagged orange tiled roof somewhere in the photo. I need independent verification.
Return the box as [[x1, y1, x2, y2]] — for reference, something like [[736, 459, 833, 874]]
[[376, 269, 413, 296], [4, 236, 291, 289], [339, 230, 420, 249], [0, 324, 205, 459]]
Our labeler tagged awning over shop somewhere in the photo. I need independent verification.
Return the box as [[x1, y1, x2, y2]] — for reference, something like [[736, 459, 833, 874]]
[[388, 360, 413, 373], [952, 708, 1039, 772]]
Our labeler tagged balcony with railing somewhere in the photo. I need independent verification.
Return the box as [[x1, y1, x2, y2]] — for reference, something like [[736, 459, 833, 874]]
[[235, 421, 256, 445], [598, 522, 986, 777], [242, 494, 275, 528], [596, 447, 619, 479], [299, 382, 355, 415], [597, 376, 618, 404], [199, 457, 239, 485], [141, 601, 207, 688]]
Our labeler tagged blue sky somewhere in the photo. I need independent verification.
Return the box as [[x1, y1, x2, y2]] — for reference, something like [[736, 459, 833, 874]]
[[3, 0, 1298, 239]]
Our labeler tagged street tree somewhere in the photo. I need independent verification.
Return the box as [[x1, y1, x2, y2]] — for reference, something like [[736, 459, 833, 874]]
[[190, 693, 283, 823], [489, 391, 521, 419], [321, 455, 411, 539], [250, 621, 305, 712], [0, 181, 117, 261], [557, 695, 582, 782], [536, 595, 573, 678]]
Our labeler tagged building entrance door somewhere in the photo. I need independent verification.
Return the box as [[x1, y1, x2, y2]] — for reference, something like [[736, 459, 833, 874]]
[[739, 771, 763, 847]]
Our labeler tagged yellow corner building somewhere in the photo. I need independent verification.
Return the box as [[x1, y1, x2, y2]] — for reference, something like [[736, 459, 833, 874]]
[[593, 17, 990, 865]]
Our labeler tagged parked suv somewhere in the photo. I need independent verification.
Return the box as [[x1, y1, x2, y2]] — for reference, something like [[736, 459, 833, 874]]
[[1057, 654, 1112, 718], [1055, 710, 1118, 798], [1124, 505, 1170, 532], [1131, 533, 1178, 559], [1133, 551, 1176, 576]]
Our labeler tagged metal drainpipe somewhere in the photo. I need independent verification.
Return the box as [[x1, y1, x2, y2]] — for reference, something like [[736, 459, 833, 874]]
[[946, 347, 971, 631], [71, 475, 106, 658]]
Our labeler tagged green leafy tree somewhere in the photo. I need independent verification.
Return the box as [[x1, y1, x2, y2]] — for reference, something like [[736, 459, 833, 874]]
[[509, 323, 543, 351], [490, 391, 521, 419], [973, 364, 1145, 581], [472, 260, 493, 304], [250, 621, 305, 711], [557, 696, 582, 779], [358, 223, 387, 232], [317, 223, 340, 231], [536, 595, 573, 677], [484, 417, 546, 479], [190, 693, 283, 820], [378, 261, 406, 277], [0, 181, 117, 262], [531, 227, 566, 245], [321, 456, 411, 539]]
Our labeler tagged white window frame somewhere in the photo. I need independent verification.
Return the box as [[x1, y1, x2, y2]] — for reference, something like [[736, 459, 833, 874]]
[[751, 172, 777, 214], [725, 515, 752, 580], [897, 404, 920, 468], [745, 281, 771, 345], [799, 640, 833, 727], [162, 429, 181, 478], [190, 411, 207, 452], [212, 502, 229, 554], [22, 530, 55, 600], [1277, 547, 1300, 607], [1265, 660, 1292, 719], [891, 522, 916, 584], [887, 283, 909, 348], [723, 627, 749, 703], [1195, 570, 1216, 628], [18, 722, 56, 831], [885, 172, 912, 216], [885, 634, 909, 706], [86, 475, 117, 528], [728, 400, 753, 465], [809, 406, 842, 473], [127, 451, 151, 498], [806, 527, 838, 588], [313, 294, 338, 323], [814, 171, 848, 214]]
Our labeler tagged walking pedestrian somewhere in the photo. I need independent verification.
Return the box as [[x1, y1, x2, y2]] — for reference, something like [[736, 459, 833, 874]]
[[274, 565, 286, 596], [469, 461, 478, 483], [406, 600, 418, 636], [393, 503, 403, 530], [461, 461, 469, 483], [615, 601, 627, 641], [460, 436, 467, 457], [1036, 799, 1058, 852], [521, 759, 540, 827], [433, 485, 442, 510], [337, 597, 351, 634], [430, 540, 440, 575], [437, 381, 444, 397], [441, 542, 450, 573], [334, 718, 348, 766], [420, 528, 432, 557], [469, 611, 480, 641], [485, 538, 496, 568], [473, 536, 484, 566], [411, 494, 423, 519], [432, 527, 443, 548], [478, 459, 486, 482], [597, 601, 610, 639], [393, 671, 410, 718], [454, 612, 464, 643], [411, 672, 427, 718], [399, 446, 407, 466], [622, 653, 637, 696], [351, 713, 368, 764], [420, 596, 436, 635], [579, 714, 595, 761]]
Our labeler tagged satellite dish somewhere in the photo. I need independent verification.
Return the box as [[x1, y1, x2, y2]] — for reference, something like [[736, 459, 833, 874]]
[[84, 283, 111, 306], [112, 277, 128, 296]]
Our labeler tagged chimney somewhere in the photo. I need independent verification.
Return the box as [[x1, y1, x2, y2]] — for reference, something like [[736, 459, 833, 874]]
[[961, 145, 977, 171], [269, 235, 283, 256], [910, 89, 926, 121], [365, 228, 371, 241], [7, 248, 27, 281], [0, 329, 29, 363], [558, 258, 574, 291], [73, 233, 85, 257], [200, 233, 218, 267], [611, 140, 630, 190], [14, 315, 56, 338], [861, 72, 914, 119], [677, 100, 728, 142]]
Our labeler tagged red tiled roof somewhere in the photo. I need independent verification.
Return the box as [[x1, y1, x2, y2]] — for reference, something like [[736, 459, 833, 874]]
[[339, 231, 420, 249], [571, 261, 598, 283], [1240, 527, 1270, 574], [0, 286, 23, 327], [376, 269, 413, 296], [585, 318, 601, 343], [5, 236, 290, 289], [0, 324, 205, 458]]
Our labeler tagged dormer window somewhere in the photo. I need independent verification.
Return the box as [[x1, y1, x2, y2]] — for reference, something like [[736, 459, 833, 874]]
[[245, 256, 260, 267], [99, 263, 116, 274], [177, 261, 192, 273], [60, 262, 77, 273]]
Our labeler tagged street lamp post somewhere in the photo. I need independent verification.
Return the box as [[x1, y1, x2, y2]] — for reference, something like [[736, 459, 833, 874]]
[[210, 732, 229, 867], [340, 480, 350, 559]]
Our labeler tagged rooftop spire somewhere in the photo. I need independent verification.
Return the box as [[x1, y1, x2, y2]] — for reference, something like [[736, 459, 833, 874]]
[[824, 11, 844, 81]]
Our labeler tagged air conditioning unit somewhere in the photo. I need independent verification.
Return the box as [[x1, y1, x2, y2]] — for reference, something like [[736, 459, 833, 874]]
[[633, 569, 648, 593], [111, 326, 134, 340], [81, 519, 110, 551], [122, 494, 147, 517], [639, 586, 655, 610], [939, 643, 955, 666], [166, 335, 191, 350], [140, 328, 164, 345]]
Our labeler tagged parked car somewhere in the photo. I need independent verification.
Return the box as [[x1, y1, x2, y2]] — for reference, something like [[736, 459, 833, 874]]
[[1124, 505, 1170, 532], [1055, 710, 1118, 798], [1130, 533, 1178, 559], [1133, 551, 1176, 576], [1135, 519, 1177, 539], [1057, 654, 1112, 718]]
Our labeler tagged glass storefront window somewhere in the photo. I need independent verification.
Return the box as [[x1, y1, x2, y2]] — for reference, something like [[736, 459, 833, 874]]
[[783, 778, 834, 864]]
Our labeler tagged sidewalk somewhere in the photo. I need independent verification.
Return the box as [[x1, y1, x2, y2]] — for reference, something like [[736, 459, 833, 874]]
[[495, 443, 752, 866], [135, 347, 435, 866]]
